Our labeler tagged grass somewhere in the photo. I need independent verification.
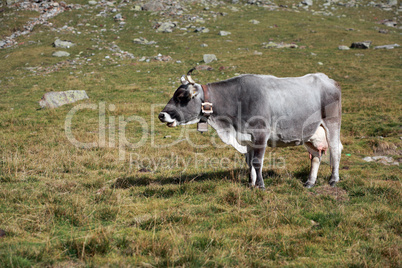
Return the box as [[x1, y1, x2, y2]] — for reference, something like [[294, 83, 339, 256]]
[[0, 0, 401, 266]]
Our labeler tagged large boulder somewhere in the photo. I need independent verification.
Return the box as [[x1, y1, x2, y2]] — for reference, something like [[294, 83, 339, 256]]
[[39, 90, 89, 109]]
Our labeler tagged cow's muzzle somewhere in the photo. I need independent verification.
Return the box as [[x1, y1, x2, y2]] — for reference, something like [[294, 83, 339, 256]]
[[158, 112, 177, 127]]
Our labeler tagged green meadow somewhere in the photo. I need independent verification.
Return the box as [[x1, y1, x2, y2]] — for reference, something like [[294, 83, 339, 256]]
[[0, 0, 400, 266]]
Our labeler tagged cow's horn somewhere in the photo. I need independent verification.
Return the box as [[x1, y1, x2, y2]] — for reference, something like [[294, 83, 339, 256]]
[[180, 75, 188, 85], [186, 67, 196, 84]]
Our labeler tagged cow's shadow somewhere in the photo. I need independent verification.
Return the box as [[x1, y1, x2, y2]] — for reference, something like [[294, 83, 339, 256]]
[[112, 168, 287, 189]]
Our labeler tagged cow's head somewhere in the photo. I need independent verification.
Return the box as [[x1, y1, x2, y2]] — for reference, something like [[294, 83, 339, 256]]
[[159, 68, 203, 127]]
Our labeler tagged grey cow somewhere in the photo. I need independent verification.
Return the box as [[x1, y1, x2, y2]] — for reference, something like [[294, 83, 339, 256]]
[[159, 69, 343, 189]]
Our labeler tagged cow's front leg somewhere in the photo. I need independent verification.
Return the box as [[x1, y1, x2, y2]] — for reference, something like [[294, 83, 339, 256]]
[[245, 150, 257, 187]]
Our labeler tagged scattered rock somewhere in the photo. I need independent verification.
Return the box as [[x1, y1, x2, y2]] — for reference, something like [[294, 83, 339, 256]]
[[301, 0, 313, 6], [350, 41, 371, 49], [53, 39, 75, 49], [39, 90, 89, 109], [88, 1, 97, 5], [253, 51, 263, 55], [52, 51, 70, 57], [262, 42, 298, 49], [196, 65, 213, 71], [338, 45, 350, 50], [132, 5, 142, 11], [156, 22, 176, 33], [194, 27, 210, 33], [113, 13, 123, 21], [219, 31, 231, 36], [249, 20, 260, 24], [379, 19, 397, 28], [363, 156, 399, 166], [203, 54, 217, 64], [374, 44, 400, 49], [154, 54, 172, 61], [387, 0, 398, 6], [143, 1, 165, 11], [133, 37, 156, 45]]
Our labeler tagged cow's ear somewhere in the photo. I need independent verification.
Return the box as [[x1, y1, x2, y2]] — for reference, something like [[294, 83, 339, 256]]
[[190, 85, 198, 98]]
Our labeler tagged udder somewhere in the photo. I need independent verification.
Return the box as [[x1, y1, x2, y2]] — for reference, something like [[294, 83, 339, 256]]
[[305, 126, 328, 159]]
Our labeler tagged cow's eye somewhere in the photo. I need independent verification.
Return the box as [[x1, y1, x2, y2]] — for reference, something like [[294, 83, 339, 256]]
[[176, 92, 190, 103]]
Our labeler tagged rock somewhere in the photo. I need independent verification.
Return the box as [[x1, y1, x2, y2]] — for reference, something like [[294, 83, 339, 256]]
[[374, 44, 400, 49], [196, 65, 213, 71], [6, 0, 17, 5], [338, 45, 350, 50], [133, 5, 142, 11], [387, 0, 398, 6], [39, 90, 89, 109], [52, 51, 70, 57], [363, 156, 399, 166], [113, 13, 123, 21], [156, 22, 176, 33], [203, 54, 217, 63], [88, 1, 97, 5], [249, 20, 260, 24], [0, 41, 6, 47], [106, 2, 114, 7], [133, 37, 156, 45], [219, 31, 231, 36], [350, 41, 371, 49], [262, 42, 298, 48], [301, 0, 313, 6], [194, 27, 209, 33], [53, 39, 75, 49], [143, 1, 165, 11]]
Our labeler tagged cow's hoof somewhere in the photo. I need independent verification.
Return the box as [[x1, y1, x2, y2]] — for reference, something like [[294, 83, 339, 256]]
[[303, 182, 315, 189], [329, 181, 337, 187]]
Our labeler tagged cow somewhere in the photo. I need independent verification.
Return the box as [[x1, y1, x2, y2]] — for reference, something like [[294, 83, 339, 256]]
[[159, 68, 343, 189]]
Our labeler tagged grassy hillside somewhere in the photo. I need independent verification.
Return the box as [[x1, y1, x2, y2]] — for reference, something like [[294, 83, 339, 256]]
[[0, 0, 401, 266]]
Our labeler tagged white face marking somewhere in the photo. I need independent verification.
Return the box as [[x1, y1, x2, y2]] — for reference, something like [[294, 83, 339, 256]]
[[181, 118, 200, 125], [160, 112, 174, 123]]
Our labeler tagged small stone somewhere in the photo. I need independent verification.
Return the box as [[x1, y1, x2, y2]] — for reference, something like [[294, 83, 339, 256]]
[[203, 54, 217, 63], [52, 51, 70, 57], [318, 62, 323, 65], [249, 20, 260, 24], [132, 5, 142, 11], [219, 31, 231, 36], [338, 45, 350, 50], [88, 1, 97, 5]]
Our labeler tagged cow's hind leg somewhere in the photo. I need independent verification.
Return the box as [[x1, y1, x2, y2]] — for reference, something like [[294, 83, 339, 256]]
[[304, 126, 328, 188], [304, 154, 321, 188], [326, 124, 343, 187]]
